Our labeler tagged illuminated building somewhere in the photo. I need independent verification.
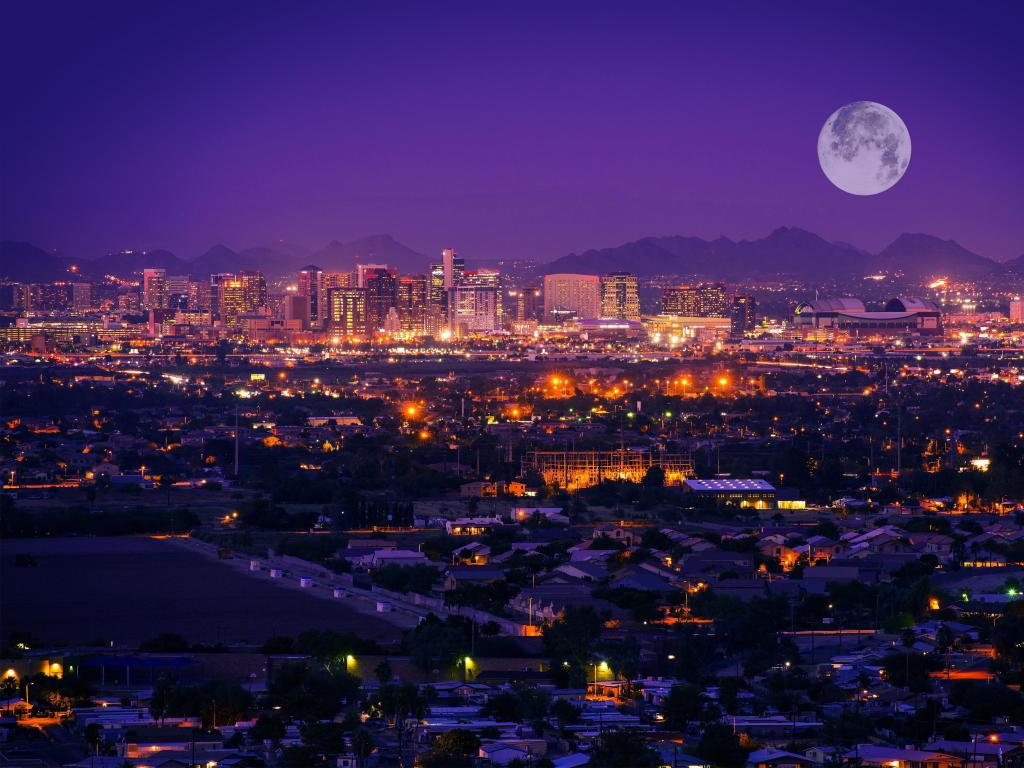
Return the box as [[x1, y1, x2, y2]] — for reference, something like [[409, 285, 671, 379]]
[[323, 270, 355, 299], [450, 281, 500, 335], [543, 273, 601, 324], [792, 297, 942, 337], [522, 449, 694, 491], [71, 282, 96, 312], [142, 268, 167, 310], [360, 266, 398, 332], [683, 478, 777, 509], [600, 272, 640, 321], [189, 280, 212, 312], [209, 272, 236, 320], [662, 283, 728, 317], [328, 287, 369, 337], [1011, 299, 1024, 323], [509, 284, 542, 322], [297, 264, 324, 328], [397, 275, 428, 334], [165, 274, 190, 311], [442, 247, 464, 291], [283, 294, 308, 326], [238, 270, 268, 313], [218, 278, 247, 328], [730, 294, 757, 336], [427, 261, 447, 334]]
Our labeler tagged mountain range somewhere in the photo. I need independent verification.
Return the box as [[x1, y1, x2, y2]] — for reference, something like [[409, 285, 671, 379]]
[[0, 235, 428, 283], [539, 227, 1016, 280], [1, 228, 1020, 283]]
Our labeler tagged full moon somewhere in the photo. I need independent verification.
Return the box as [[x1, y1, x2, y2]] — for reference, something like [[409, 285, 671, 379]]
[[817, 101, 911, 195]]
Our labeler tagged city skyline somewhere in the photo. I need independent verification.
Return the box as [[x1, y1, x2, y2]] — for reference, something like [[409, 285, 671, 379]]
[[3, 2, 1023, 263]]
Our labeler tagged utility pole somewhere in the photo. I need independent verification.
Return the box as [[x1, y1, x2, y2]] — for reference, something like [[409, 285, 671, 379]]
[[233, 405, 240, 477]]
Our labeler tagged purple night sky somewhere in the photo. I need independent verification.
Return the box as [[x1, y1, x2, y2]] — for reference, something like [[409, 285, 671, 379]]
[[2, 1, 1022, 262]]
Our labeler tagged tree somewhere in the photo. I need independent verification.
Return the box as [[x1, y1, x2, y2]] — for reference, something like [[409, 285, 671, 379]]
[[662, 683, 704, 730], [696, 723, 750, 768], [374, 659, 393, 685], [268, 661, 361, 721], [432, 728, 481, 756], [405, 614, 470, 677], [301, 721, 350, 753], [589, 730, 660, 768], [542, 605, 606, 686], [249, 713, 286, 745], [351, 728, 374, 768], [550, 698, 581, 731]]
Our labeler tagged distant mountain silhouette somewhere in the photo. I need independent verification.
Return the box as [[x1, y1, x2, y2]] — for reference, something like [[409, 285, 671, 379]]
[[874, 233, 1004, 279], [312, 234, 428, 274], [541, 227, 1007, 280], [0, 241, 77, 281], [1005, 253, 1024, 273], [2, 229, 1012, 282], [91, 248, 188, 275]]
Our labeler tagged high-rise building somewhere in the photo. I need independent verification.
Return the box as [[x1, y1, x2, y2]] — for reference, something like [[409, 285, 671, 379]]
[[328, 287, 369, 338], [71, 282, 96, 312], [218, 278, 247, 328], [297, 265, 324, 328], [509, 284, 543, 322], [600, 272, 640, 321], [543, 273, 601, 323], [283, 293, 309, 326], [189, 281, 212, 313], [662, 283, 729, 317], [323, 271, 355, 295], [142, 268, 167, 310], [239, 270, 268, 314], [209, 273, 236, 319], [441, 248, 464, 290], [165, 275, 190, 311], [1010, 299, 1024, 323], [730, 295, 757, 336], [397, 275, 428, 334], [360, 267, 398, 333], [450, 284, 500, 335]]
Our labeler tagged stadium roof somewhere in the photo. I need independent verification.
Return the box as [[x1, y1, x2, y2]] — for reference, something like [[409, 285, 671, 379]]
[[684, 478, 776, 492]]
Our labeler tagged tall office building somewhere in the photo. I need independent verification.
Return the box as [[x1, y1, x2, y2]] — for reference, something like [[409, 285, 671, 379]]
[[662, 283, 729, 317], [164, 275, 190, 311], [209, 273, 236, 319], [730, 295, 757, 336], [328, 287, 369, 337], [142, 268, 167, 310], [509, 284, 543, 322], [441, 248, 464, 290], [323, 271, 355, 294], [1011, 299, 1024, 323], [71, 282, 96, 312], [219, 277, 248, 328], [450, 270, 501, 334], [238, 270, 268, 314], [361, 267, 398, 332], [600, 272, 640, 321], [297, 265, 324, 328], [397, 275, 429, 334], [450, 284, 500, 335], [283, 293, 309, 326], [543, 273, 601, 323]]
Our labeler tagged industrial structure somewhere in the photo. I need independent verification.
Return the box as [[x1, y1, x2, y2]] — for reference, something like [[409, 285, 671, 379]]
[[522, 449, 694, 491]]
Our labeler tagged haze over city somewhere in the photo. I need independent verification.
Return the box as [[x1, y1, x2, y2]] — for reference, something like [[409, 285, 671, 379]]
[[2, 1, 1023, 262]]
